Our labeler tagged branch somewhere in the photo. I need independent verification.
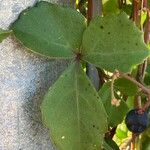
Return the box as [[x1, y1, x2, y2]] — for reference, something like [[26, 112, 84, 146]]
[[120, 72, 150, 110], [144, 9, 150, 44], [131, 133, 136, 150], [132, 0, 140, 23], [120, 72, 150, 95], [132, 0, 150, 111], [87, 0, 93, 24], [120, 134, 138, 150], [86, 0, 103, 91], [111, 71, 121, 106], [120, 137, 132, 150], [143, 0, 148, 8]]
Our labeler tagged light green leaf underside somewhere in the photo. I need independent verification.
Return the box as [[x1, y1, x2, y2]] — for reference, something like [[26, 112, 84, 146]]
[[82, 12, 150, 72], [41, 62, 107, 150], [0, 29, 12, 42], [98, 82, 129, 127], [11, 1, 86, 58]]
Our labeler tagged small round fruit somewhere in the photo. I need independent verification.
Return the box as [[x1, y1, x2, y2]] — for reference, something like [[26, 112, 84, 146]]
[[125, 109, 148, 133]]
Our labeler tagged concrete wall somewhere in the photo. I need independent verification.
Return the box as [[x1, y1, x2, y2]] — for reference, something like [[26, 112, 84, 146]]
[[0, 0, 74, 149]]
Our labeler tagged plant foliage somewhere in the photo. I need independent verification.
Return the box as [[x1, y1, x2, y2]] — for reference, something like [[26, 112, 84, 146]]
[[11, 2, 86, 58], [41, 62, 107, 150], [1, 1, 150, 150]]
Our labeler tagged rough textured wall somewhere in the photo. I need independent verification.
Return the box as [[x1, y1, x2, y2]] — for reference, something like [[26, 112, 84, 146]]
[[0, 0, 74, 149]]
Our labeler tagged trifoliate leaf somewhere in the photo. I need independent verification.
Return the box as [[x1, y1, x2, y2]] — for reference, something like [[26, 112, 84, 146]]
[[82, 12, 150, 72], [11, 1, 86, 58], [41, 62, 107, 150]]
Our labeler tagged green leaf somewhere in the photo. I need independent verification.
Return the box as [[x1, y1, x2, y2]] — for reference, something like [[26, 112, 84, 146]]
[[102, 0, 120, 15], [103, 141, 114, 150], [122, 4, 132, 16], [148, 0, 150, 7], [144, 127, 150, 138], [103, 139, 119, 150], [11, 2, 86, 58], [140, 134, 150, 150], [126, 96, 134, 110], [41, 62, 108, 150], [144, 74, 150, 85], [114, 78, 138, 96], [116, 127, 128, 140], [0, 29, 12, 42], [82, 12, 150, 72], [98, 82, 129, 127], [113, 122, 129, 144], [141, 11, 147, 27]]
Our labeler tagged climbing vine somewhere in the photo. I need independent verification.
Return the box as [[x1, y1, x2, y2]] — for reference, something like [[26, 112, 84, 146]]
[[1, 0, 150, 149]]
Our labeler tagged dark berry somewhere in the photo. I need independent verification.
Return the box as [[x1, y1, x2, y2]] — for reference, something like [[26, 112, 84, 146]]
[[125, 109, 148, 133]]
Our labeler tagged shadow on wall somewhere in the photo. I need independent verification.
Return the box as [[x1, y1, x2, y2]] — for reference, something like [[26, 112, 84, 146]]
[[0, 0, 72, 149], [0, 36, 69, 150]]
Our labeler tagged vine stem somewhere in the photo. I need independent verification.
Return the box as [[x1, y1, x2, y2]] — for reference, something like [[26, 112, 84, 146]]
[[138, 0, 149, 86], [110, 70, 150, 109], [111, 75, 115, 100], [120, 73, 150, 94], [120, 138, 132, 149], [132, 0, 140, 23], [143, 0, 148, 8], [130, 0, 150, 113], [119, 72, 150, 110], [144, 9, 150, 44], [131, 134, 136, 150], [133, 0, 144, 114], [87, 0, 93, 24], [111, 71, 120, 106], [120, 134, 137, 150], [86, 0, 103, 91], [118, 0, 123, 9]]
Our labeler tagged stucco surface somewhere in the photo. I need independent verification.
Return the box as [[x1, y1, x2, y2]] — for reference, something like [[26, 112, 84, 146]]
[[0, 0, 71, 149]]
